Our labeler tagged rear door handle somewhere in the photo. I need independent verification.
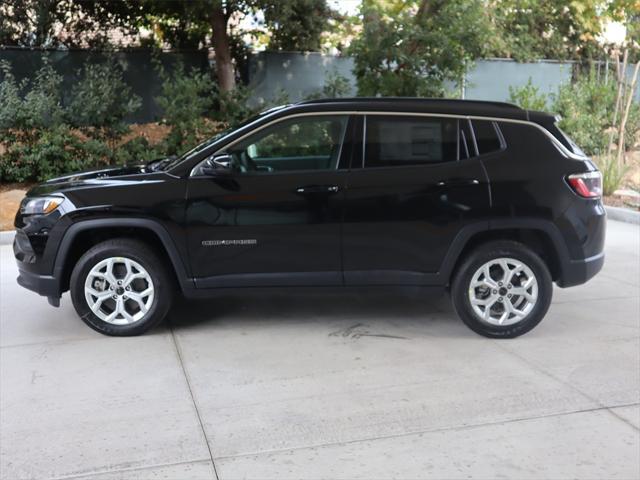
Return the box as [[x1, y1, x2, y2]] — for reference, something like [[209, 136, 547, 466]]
[[296, 185, 340, 194]]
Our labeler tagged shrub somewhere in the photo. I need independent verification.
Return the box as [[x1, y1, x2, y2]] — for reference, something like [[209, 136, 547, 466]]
[[305, 69, 352, 100], [0, 60, 65, 135], [20, 61, 66, 130], [507, 71, 640, 157], [0, 59, 143, 182], [0, 61, 73, 182], [508, 78, 549, 111], [216, 85, 255, 128], [156, 63, 219, 154], [0, 61, 23, 130], [552, 71, 640, 156], [114, 137, 163, 165], [597, 155, 629, 196], [552, 72, 614, 156], [67, 59, 142, 142], [0, 127, 104, 182]]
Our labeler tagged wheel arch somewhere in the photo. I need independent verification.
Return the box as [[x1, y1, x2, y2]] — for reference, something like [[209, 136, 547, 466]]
[[441, 219, 570, 285], [53, 218, 193, 294]]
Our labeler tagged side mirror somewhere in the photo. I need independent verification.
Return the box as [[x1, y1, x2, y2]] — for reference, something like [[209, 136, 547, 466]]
[[200, 154, 233, 176]]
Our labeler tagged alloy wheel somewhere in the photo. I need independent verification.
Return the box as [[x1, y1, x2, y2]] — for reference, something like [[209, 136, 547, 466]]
[[468, 257, 538, 326], [84, 257, 154, 325]]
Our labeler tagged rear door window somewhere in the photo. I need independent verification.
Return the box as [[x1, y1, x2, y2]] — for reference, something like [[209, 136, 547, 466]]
[[364, 116, 460, 167]]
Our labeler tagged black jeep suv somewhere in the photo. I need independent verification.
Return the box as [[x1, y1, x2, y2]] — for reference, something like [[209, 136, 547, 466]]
[[14, 98, 605, 338]]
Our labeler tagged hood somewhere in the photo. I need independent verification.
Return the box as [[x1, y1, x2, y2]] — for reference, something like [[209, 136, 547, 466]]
[[27, 164, 156, 197]]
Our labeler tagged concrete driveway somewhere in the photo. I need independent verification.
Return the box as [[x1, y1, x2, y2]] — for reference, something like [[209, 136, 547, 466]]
[[1, 220, 639, 480]]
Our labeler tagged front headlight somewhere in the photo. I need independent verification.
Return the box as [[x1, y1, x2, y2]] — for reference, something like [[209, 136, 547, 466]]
[[20, 196, 64, 215]]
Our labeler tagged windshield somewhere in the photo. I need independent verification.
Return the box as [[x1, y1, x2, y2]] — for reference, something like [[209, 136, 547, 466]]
[[159, 105, 291, 171]]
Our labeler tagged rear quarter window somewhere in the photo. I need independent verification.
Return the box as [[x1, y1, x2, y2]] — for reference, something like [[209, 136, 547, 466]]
[[471, 120, 504, 155], [548, 124, 587, 157]]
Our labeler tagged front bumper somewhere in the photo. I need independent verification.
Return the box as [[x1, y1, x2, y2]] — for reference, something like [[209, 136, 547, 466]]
[[14, 230, 62, 306], [16, 268, 61, 306]]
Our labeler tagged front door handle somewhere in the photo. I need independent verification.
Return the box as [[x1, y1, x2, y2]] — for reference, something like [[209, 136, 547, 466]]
[[295, 185, 340, 194], [436, 179, 480, 187]]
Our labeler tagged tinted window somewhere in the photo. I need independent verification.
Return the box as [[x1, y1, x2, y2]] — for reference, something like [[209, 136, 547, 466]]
[[229, 115, 348, 173], [551, 124, 586, 156], [472, 120, 502, 155], [365, 116, 458, 167], [459, 119, 474, 159]]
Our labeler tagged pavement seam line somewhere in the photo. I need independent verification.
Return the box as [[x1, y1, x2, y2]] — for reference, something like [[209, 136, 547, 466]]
[[606, 405, 640, 432], [48, 459, 213, 480], [169, 326, 221, 480], [495, 341, 640, 433], [212, 402, 640, 461]]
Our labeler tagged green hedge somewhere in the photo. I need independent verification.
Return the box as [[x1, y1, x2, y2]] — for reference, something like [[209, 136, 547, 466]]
[[0, 59, 255, 182]]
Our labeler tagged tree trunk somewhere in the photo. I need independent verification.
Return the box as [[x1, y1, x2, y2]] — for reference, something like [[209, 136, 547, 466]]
[[616, 60, 640, 165], [211, 3, 235, 92], [607, 49, 629, 166], [608, 52, 624, 156]]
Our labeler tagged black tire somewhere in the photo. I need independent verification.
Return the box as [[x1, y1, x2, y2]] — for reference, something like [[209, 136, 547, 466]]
[[451, 240, 553, 338], [70, 238, 173, 336]]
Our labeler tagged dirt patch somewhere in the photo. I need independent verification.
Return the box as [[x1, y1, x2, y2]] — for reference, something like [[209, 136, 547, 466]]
[[624, 150, 640, 188], [0, 122, 173, 155], [120, 122, 172, 146], [0, 189, 26, 231], [604, 195, 640, 211], [0, 182, 33, 194]]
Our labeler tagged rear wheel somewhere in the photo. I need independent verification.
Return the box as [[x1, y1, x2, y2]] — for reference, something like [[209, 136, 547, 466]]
[[451, 240, 552, 338], [70, 239, 173, 336]]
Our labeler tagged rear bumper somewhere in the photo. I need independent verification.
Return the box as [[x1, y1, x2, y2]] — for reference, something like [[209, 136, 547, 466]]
[[556, 251, 605, 288]]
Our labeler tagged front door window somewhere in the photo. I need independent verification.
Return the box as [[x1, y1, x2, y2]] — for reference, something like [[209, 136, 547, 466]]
[[226, 115, 348, 174]]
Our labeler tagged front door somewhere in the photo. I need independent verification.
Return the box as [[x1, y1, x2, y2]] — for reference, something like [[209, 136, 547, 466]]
[[186, 114, 352, 288]]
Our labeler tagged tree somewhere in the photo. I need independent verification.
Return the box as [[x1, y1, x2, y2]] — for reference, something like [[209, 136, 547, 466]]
[[486, 0, 639, 61], [261, 0, 334, 51], [138, 0, 245, 92], [1, 0, 336, 93], [0, 0, 143, 48], [349, 0, 490, 97], [137, 0, 336, 91]]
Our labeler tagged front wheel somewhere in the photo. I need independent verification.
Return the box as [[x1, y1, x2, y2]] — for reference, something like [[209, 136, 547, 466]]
[[70, 239, 173, 336], [451, 240, 553, 338]]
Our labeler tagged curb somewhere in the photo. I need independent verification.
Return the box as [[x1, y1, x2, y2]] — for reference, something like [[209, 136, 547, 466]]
[[605, 206, 640, 225], [0, 230, 15, 246]]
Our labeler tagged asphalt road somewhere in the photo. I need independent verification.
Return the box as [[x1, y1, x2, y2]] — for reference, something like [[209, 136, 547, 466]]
[[1, 220, 639, 480]]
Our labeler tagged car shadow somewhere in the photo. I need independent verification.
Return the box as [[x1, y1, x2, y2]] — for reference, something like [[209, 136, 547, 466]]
[[166, 286, 460, 334]]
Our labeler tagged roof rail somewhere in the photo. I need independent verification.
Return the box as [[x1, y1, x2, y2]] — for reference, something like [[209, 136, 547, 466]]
[[296, 97, 523, 110]]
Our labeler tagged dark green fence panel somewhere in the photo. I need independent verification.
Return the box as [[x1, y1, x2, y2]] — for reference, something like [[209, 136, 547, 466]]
[[0, 48, 210, 123]]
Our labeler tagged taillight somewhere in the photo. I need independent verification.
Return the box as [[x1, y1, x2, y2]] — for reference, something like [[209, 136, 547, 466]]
[[567, 171, 602, 198]]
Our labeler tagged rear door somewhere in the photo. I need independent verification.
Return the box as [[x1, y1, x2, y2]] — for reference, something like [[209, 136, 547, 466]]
[[342, 114, 491, 285]]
